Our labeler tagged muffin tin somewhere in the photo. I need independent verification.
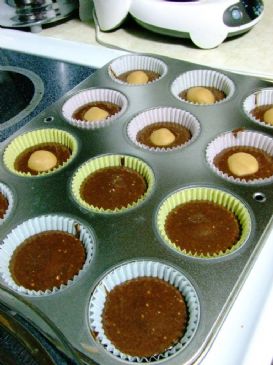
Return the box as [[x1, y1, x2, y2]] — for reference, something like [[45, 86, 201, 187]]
[[0, 53, 273, 365]]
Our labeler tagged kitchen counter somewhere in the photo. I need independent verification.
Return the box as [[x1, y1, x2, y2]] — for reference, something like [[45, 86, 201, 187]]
[[36, 0, 273, 81]]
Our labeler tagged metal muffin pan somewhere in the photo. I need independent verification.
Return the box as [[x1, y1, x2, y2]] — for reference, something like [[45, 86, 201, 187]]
[[0, 54, 273, 365]]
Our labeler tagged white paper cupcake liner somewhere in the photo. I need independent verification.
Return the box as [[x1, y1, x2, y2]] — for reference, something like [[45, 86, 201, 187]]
[[108, 55, 167, 85], [243, 88, 273, 129], [171, 69, 235, 105], [62, 88, 128, 129], [88, 260, 200, 363], [0, 182, 14, 225], [206, 130, 273, 185], [127, 107, 201, 152], [0, 215, 95, 296]]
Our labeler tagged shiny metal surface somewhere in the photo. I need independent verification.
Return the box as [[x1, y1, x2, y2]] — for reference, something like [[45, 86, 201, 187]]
[[0, 54, 272, 365]]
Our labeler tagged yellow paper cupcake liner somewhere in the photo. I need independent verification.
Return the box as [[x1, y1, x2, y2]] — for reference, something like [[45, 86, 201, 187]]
[[3, 128, 78, 177], [157, 187, 251, 259], [71, 154, 155, 213]]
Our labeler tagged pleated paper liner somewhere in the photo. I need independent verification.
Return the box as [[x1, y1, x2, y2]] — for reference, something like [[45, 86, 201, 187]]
[[206, 130, 273, 185], [243, 87, 273, 129], [3, 128, 77, 177], [71, 154, 155, 214], [62, 88, 128, 129], [88, 259, 200, 363], [171, 69, 235, 105], [127, 106, 201, 152], [0, 182, 14, 225], [0, 215, 95, 296], [108, 54, 167, 86], [156, 186, 252, 259]]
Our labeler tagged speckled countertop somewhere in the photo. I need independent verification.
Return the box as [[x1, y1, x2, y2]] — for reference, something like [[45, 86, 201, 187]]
[[38, 0, 273, 81]]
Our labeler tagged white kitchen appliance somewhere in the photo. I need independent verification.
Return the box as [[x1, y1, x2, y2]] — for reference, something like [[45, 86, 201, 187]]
[[93, 0, 264, 49]]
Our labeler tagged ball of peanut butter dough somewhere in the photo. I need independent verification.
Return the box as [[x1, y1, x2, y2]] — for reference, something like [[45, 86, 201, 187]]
[[83, 106, 109, 122], [263, 107, 273, 125], [126, 70, 149, 85], [227, 152, 259, 177], [150, 128, 176, 146], [186, 87, 215, 104], [28, 150, 57, 172]]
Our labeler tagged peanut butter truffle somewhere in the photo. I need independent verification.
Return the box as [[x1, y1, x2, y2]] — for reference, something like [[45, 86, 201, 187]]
[[83, 106, 109, 121], [72, 101, 121, 122], [150, 127, 176, 146], [28, 150, 57, 172], [126, 70, 149, 84], [102, 277, 188, 357], [186, 87, 215, 104], [227, 152, 259, 177], [263, 107, 273, 125]]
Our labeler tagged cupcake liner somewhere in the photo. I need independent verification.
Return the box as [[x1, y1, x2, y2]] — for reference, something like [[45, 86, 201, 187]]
[[243, 88, 273, 129], [62, 88, 128, 130], [156, 186, 251, 259], [108, 55, 167, 85], [3, 128, 77, 177], [171, 69, 235, 105], [0, 215, 95, 296], [206, 130, 273, 185], [88, 259, 200, 362], [127, 107, 201, 152], [0, 182, 14, 225], [71, 154, 155, 214]]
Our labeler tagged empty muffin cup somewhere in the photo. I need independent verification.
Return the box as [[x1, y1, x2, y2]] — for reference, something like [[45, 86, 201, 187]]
[[156, 186, 251, 259], [88, 259, 200, 362], [3, 128, 77, 177], [108, 55, 167, 85], [62, 88, 128, 129], [0, 182, 14, 225], [171, 69, 235, 105], [127, 107, 201, 151], [206, 130, 273, 185], [71, 154, 155, 213], [0, 214, 95, 296], [243, 88, 273, 129]]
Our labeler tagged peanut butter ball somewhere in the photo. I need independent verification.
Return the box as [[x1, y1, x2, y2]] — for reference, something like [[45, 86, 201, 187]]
[[83, 106, 109, 122], [263, 107, 273, 125], [126, 70, 149, 85], [28, 150, 57, 172], [187, 87, 215, 104], [227, 152, 259, 177], [150, 128, 176, 146]]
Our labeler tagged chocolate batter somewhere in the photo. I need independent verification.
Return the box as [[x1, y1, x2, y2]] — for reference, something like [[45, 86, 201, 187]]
[[250, 104, 273, 122], [165, 201, 240, 255], [14, 142, 72, 175], [213, 146, 273, 180], [136, 122, 192, 148], [73, 101, 121, 121], [102, 277, 188, 357], [180, 87, 226, 103], [0, 192, 8, 219], [117, 69, 160, 83], [80, 166, 147, 210], [9, 230, 86, 291]]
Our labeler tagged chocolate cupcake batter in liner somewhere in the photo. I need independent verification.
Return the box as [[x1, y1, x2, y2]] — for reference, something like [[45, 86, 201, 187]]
[[0, 215, 95, 296], [243, 88, 273, 129], [3, 128, 77, 177], [108, 54, 167, 86], [206, 130, 273, 185], [156, 186, 251, 259], [127, 106, 200, 152], [71, 154, 155, 214], [0, 182, 14, 225], [62, 88, 128, 129], [88, 260, 200, 362], [171, 69, 235, 105]]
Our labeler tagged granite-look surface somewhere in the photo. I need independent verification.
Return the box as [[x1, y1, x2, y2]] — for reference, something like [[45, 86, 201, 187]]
[[0, 50, 95, 142], [39, 0, 273, 81]]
